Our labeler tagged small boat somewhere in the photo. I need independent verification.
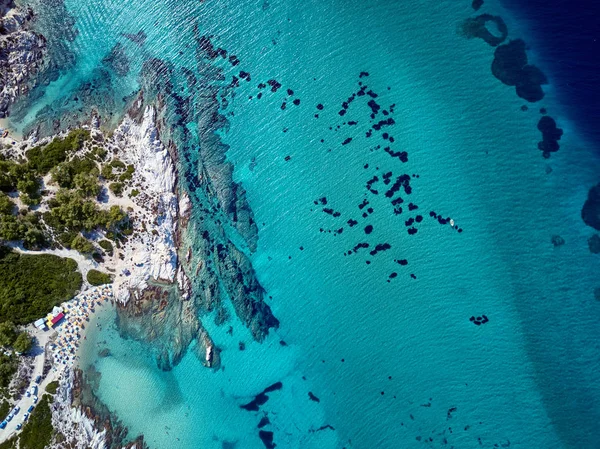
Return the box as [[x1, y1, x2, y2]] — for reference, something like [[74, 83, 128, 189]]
[[1, 131, 8, 138]]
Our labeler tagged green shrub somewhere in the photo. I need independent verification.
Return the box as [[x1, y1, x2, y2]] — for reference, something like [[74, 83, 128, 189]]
[[26, 129, 89, 175], [0, 400, 10, 419], [90, 146, 108, 162], [73, 172, 101, 198], [45, 381, 59, 395], [98, 240, 113, 254], [19, 394, 53, 449], [13, 331, 33, 354], [119, 164, 135, 182], [0, 352, 17, 389], [50, 157, 97, 189], [70, 234, 95, 254], [86, 269, 112, 286], [0, 248, 82, 325], [130, 189, 140, 197], [109, 182, 123, 197], [0, 212, 46, 249], [0, 192, 14, 215], [56, 230, 78, 249], [0, 436, 17, 449]]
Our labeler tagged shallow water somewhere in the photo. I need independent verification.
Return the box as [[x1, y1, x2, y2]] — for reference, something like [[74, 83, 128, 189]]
[[14, 0, 600, 447]]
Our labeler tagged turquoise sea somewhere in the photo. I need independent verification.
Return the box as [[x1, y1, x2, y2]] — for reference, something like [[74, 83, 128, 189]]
[[11, 0, 600, 448]]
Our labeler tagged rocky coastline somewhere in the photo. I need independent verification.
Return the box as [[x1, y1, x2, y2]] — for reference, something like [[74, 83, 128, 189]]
[[0, 0, 282, 445], [0, 0, 47, 119]]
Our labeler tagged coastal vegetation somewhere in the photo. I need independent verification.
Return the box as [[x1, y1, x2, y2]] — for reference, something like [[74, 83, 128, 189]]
[[87, 269, 113, 286], [0, 322, 32, 353], [0, 246, 82, 325], [0, 127, 131, 257], [0, 352, 17, 389], [45, 381, 59, 395], [18, 394, 53, 449]]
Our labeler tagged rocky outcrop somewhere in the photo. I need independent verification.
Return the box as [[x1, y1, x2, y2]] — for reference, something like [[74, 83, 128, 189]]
[[111, 106, 179, 303], [0, 3, 47, 118], [51, 368, 147, 449]]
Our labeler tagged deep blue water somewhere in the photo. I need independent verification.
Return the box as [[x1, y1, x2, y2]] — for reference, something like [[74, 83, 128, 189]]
[[500, 0, 600, 145]]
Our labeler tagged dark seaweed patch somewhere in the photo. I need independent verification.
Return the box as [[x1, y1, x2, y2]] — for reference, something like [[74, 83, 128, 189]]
[[461, 14, 508, 47], [537, 116, 563, 158], [491, 39, 547, 102]]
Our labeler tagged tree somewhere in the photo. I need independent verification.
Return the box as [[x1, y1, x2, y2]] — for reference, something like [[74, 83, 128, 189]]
[[15, 173, 40, 197], [0, 321, 17, 347], [86, 269, 112, 286], [109, 182, 123, 197], [0, 214, 26, 241], [13, 331, 33, 354], [49, 163, 74, 188], [73, 172, 101, 198], [70, 234, 95, 254], [0, 192, 14, 215], [23, 227, 45, 250]]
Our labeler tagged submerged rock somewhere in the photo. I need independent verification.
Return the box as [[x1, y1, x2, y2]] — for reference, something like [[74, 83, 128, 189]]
[[0, 4, 47, 118]]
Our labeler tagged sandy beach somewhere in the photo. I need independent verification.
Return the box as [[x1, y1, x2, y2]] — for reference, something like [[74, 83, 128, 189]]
[[48, 285, 114, 374]]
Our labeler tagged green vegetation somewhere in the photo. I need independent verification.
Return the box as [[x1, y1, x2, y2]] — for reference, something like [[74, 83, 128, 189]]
[[100, 158, 127, 181], [19, 394, 53, 449], [0, 193, 14, 215], [86, 269, 113, 286], [47, 190, 126, 233], [0, 352, 17, 389], [119, 164, 135, 182], [90, 146, 108, 162], [0, 321, 16, 347], [0, 436, 17, 449], [73, 171, 101, 198], [45, 381, 59, 395], [109, 182, 123, 197], [0, 247, 82, 325], [0, 322, 31, 353], [12, 332, 33, 354], [0, 129, 130, 255], [98, 239, 113, 255], [49, 156, 97, 189], [70, 234, 95, 255], [0, 400, 10, 420], [26, 129, 89, 175], [0, 213, 46, 250], [130, 189, 140, 197]]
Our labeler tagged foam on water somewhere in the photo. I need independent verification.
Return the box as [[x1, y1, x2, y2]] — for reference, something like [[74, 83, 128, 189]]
[[18, 0, 600, 448]]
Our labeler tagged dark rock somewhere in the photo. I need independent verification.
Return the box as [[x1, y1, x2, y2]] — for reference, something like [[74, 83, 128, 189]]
[[308, 392, 320, 402], [472, 0, 484, 10]]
